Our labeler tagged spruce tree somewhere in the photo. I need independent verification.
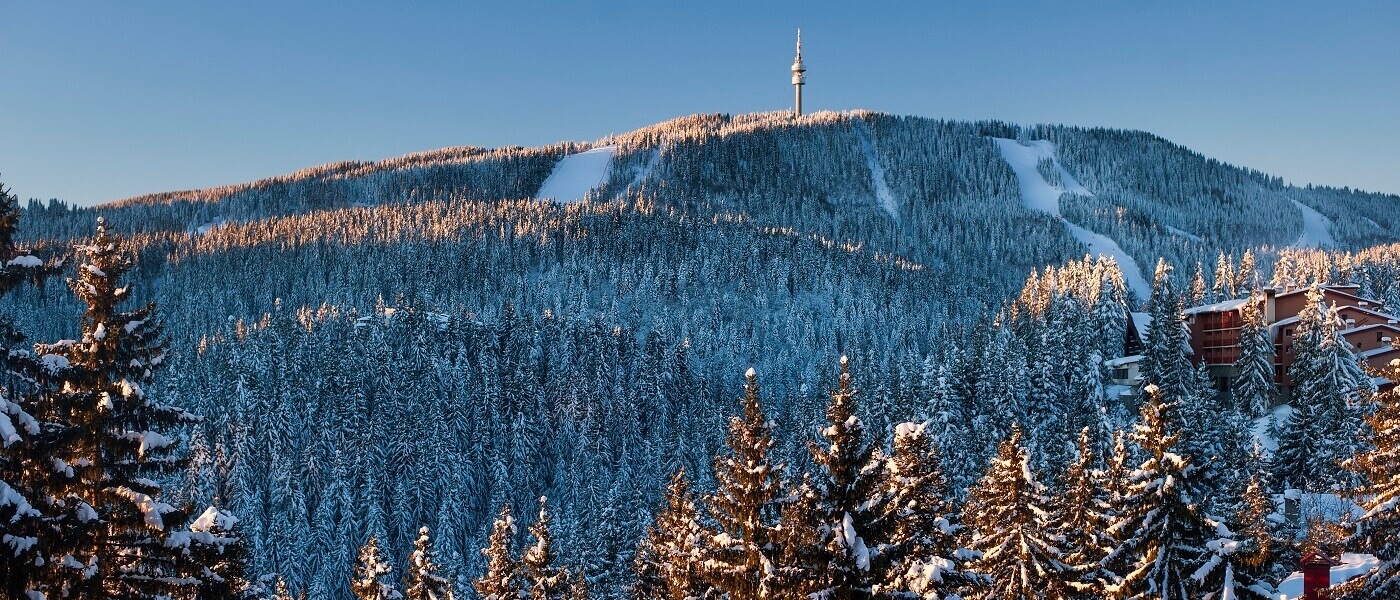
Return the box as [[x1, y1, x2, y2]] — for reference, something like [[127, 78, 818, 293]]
[[1337, 359, 1400, 597], [1140, 260, 1192, 404], [632, 469, 709, 600], [404, 526, 453, 600], [522, 497, 569, 600], [177, 505, 255, 599], [1103, 385, 1212, 600], [1191, 475, 1278, 599], [963, 425, 1067, 600], [353, 535, 402, 600], [879, 421, 980, 599], [699, 368, 786, 600], [1212, 253, 1236, 301], [1051, 428, 1113, 599], [1276, 285, 1369, 490], [0, 177, 61, 599], [1231, 292, 1276, 418], [809, 356, 890, 600], [34, 218, 200, 597], [475, 505, 522, 600]]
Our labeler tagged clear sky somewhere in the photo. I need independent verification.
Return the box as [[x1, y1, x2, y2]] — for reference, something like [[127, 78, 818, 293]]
[[2, 1, 1397, 206]]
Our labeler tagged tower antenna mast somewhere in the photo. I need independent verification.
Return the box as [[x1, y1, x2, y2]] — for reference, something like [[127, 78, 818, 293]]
[[792, 29, 806, 117]]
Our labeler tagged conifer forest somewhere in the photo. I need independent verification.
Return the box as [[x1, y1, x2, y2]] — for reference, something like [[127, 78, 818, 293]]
[[4, 111, 1400, 599]]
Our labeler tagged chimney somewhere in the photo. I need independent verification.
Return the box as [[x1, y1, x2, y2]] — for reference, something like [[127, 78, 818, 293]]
[[1265, 288, 1277, 324]]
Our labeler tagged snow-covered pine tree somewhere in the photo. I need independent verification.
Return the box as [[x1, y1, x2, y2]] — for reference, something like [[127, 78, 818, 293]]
[[1276, 285, 1369, 490], [631, 468, 709, 600], [1102, 385, 1212, 600], [1337, 358, 1400, 598], [1188, 263, 1209, 306], [1051, 428, 1113, 599], [34, 218, 200, 597], [699, 368, 786, 600], [522, 497, 569, 600], [1212, 254, 1236, 301], [963, 425, 1067, 600], [1140, 260, 1192, 405], [808, 355, 890, 600], [879, 420, 980, 599], [353, 536, 402, 600], [1236, 250, 1259, 295], [0, 177, 62, 599], [1231, 292, 1276, 418], [1191, 474, 1278, 600], [174, 505, 255, 600], [474, 505, 522, 600], [404, 526, 453, 600]]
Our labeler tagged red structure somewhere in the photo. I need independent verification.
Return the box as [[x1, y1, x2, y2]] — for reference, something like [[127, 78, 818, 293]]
[[1180, 285, 1400, 403], [1300, 552, 1339, 600]]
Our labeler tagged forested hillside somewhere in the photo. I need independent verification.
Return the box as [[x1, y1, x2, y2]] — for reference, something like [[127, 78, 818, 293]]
[[4, 111, 1400, 598]]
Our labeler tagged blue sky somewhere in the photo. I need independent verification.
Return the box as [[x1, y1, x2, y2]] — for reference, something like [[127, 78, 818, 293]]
[[2, 1, 1396, 205]]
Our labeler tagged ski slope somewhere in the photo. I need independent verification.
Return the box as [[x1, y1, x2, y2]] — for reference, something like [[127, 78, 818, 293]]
[[855, 125, 899, 220], [993, 138, 1151, 299], [1290, 199, 1337, 248], [536, 145, 616, 203]]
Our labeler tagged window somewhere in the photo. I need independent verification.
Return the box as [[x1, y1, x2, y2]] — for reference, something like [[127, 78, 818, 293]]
[[1112, 368, 1129, 380], [1381, 331, 1386, 343], [1285, 328, 1294, 337]]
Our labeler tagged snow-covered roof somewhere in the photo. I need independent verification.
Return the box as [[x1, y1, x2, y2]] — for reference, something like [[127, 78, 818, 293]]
[[1182, 297, 1250, 315], [1359, 346, 1400, 360], [1104, 354, 1142, 368], [1129, 312, 1153, 331], [1341, 322, 1400, 336]]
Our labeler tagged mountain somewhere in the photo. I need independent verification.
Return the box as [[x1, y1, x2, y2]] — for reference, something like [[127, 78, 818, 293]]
[[7, 110, 1400, 598]]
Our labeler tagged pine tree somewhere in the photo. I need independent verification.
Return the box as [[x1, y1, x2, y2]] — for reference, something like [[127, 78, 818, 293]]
[[33, 218, 201, 597], [1051, 428, 1113, 599], [1188, 263, 1209, 306], [475, 505, 522, 600], [808, 356, 890, 600], [176, 505, 255, 599], [1337, 359, 1400, 597], [1103, 385, 1212, 600], [522, 497, 569, 600], [1191, 474, 1278, 599], [879, 421, 980, 599], [963, 425, 1067, 600], [353, 536, 402, 600], [1275, 285, 1369, 490], [0, 176, 62, 599], [1236, 250, 1259, 295], [699, 368, 786, 600], [1212, 254, 1236, 301], [1231, 292, 1276, 418], [1140, 260, 1192, 404], [404, 526, 453, 600], [632, 469, 709, 600]]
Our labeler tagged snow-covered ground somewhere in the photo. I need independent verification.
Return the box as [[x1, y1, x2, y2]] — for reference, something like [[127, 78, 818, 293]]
[[1252, 404, 1291, 452], [536, 145, 616, 203], [1290, 199, 1337, 248], [855, 126, 899, 220], [1276, 553, 1377, 599], [1163, 224, 1202, 242], [993, 138, 1151, 299]]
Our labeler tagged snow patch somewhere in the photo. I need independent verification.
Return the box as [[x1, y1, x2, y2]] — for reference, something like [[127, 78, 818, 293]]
[[1163, 224, 1202, 242], [993, 138, 1150, 300], [855, 125, 899, 220], [6, 255, 43, 269], [1290, 199, 1336, 248], [536, 146, 616, 203]]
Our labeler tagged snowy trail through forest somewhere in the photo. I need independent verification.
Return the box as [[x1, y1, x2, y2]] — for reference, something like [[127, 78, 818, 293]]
[[1289, 198, 1337, 248], [993, 138, 1151, 299], [854, 125, 900, 220], [536, 145, 616, 203]]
